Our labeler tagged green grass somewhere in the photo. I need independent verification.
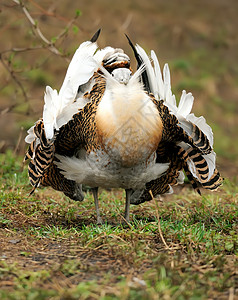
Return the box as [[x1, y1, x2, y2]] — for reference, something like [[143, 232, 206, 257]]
[[0, 150, 237, 299]]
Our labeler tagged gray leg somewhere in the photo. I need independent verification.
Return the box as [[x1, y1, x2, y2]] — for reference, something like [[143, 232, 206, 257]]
[[125, 189, 133, 222], [92, 187, 103, 224]]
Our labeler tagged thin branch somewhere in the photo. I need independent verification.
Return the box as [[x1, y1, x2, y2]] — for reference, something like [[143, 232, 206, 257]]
[[1, 45, 46, 55], [53, 16, 79, 45], [14, 126, 24, 155], [0, 54, 28, 102], [28, 0, 69, 23], [12, 0, 63, 57], [1, 105, 18, 115]]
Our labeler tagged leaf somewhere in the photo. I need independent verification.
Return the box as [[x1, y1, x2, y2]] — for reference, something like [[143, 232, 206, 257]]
[[72, 25, 79, 34], [51, 36, 57, 43], [75, 9, 82, 17]]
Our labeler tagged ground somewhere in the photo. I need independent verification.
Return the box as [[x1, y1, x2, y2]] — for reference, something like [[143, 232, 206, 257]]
[[0, 152, 237, 299], [0, 0, 238, 299]]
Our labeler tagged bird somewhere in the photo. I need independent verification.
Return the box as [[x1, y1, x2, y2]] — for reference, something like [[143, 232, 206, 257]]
[[24, 29, 223, 224]]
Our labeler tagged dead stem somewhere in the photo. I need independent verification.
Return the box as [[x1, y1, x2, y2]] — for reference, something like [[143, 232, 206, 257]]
[[149, 190, 170, 249]]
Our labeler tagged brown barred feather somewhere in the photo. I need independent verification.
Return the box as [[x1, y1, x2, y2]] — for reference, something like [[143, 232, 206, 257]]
[[201, 169, 223, 191], [129, 101, 222, 205], [41, 160, 84, 201], [26, 72, 107, 200], [24, 140, 35, 162], [54, 72, 106, 156], [150, 95, 212, 155], [130, 146, 183, 204], [26, 120, 55, 191], [188, 123, 212, 154]]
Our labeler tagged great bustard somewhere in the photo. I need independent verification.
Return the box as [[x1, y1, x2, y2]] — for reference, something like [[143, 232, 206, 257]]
[[24, 30, 222, 223]]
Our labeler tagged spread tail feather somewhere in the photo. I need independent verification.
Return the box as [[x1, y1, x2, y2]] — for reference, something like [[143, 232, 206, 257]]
[[26, 120, 55, 191], [133, 43, 220, 186], [42, 38, 99, 140]]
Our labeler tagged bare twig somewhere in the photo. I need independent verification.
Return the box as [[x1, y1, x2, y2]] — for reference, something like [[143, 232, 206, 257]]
[[14, 126, 24, 155], [1, 45, 46, 55], [0, 54, 28, 102], [149, 190, 170, 249], [12, 0, 63, 57], [52, 15, 79, 47], [228, 287, 234, 300], [28, 0, 69, 23], [120, 14, 133, 32], [119, 214, 133, 229]]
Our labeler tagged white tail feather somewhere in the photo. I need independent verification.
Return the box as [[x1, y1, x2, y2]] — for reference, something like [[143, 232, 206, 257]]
[[187, 114, 214, 147], [204, 151, 216, 180], [43, 86, 60, 139], [59, 42, 98, 106], [135, 44, 157, 95], [93, 46, 117, 64], [42, 41, 99, 140], [151, 50, 164, 100], [25, 125, 35, 143], [177, 91, 194, 117]]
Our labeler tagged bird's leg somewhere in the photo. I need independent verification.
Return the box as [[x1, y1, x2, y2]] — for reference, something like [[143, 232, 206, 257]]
[[125, 189, 133, 223], [92, 187, 103, 224]]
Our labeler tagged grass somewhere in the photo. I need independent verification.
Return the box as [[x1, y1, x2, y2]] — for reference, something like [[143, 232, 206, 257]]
[[0, 150, 237, 299]]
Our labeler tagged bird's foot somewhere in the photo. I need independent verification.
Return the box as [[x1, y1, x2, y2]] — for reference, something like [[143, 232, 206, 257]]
[[96, 216, 104, 225]]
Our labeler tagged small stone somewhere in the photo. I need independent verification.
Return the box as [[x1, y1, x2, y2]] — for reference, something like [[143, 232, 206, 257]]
[[9, 239, 21, 244]]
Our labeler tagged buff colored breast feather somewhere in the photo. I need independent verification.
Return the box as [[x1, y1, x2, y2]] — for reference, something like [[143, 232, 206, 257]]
[[96, 79, 163, 167]]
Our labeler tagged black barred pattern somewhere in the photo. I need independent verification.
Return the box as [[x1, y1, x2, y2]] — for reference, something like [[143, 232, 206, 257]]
[[131, 145, 184, 204], [183, 165, 201, 194], [201, 169, 223, 190], [28, 161, 41, 195], [179, 147, 209, 183], [54, 72, 106, 156], [174, 124, 212, 155], [187, 123, 212, 154], [152, 95, 222, 187], [177, 146, 222, 191], [24, 140, 35, 162], [26, 120, 55, 192], [183, 165, 222, 193], [130, 142, 222, 205], [150, 96, 211, 155], [25, 72, 106, 197], [41, 160, 81, 200]]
